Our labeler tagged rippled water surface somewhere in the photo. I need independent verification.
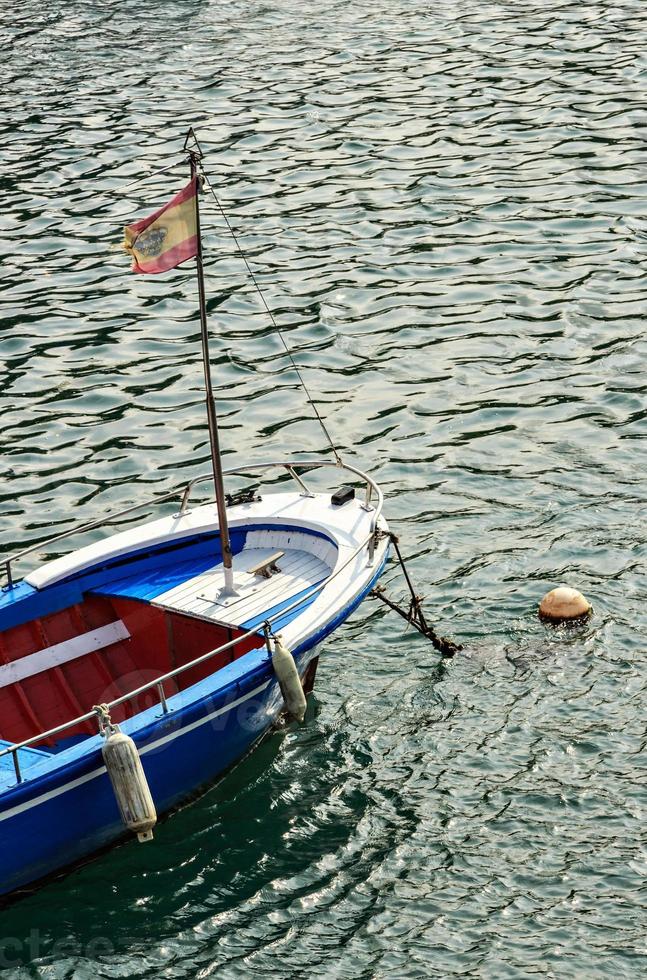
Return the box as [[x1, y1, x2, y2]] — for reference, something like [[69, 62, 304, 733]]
[[1, 0, 646, 976]]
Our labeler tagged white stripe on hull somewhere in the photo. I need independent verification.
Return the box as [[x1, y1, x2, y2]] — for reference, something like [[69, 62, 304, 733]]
[[0, 680, 270, 824]]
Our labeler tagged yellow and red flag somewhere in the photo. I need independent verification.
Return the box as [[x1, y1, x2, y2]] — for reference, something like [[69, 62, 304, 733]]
[[123, 176, 199, 274]]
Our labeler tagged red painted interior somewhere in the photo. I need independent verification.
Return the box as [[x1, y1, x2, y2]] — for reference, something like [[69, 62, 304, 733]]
[[0, 595, 263, 750]]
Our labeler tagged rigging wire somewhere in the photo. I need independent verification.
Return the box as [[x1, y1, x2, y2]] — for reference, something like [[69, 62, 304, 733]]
[[197, 166, 342, 465], [111, 158, 184, 195]]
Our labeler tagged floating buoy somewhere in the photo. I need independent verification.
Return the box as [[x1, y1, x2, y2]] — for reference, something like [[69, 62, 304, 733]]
[[272, 635, 306, 722], [538, 586, 591, 623], [99, 720, 157, 842]]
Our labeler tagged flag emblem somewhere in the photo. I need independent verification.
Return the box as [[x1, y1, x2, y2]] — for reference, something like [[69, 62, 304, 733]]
[[135, 226, 168, 258], [124, 176, 199, 274]]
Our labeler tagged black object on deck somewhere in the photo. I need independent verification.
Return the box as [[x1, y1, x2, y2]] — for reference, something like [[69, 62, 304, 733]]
[[331, 487, 355, 507]]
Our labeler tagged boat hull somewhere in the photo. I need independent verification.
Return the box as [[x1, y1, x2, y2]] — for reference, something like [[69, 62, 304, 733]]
[[0, 642, 319, 897], [0, 488, 390, 897]]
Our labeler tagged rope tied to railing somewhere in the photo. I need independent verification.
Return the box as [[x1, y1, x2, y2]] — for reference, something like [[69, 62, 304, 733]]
[[94, 703, 119, 737]]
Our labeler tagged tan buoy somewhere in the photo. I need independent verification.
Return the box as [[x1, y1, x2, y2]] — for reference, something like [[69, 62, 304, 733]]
[[272, 635, 306, 722], [538, 586, 591, 623], [95, 705, 157, 842]]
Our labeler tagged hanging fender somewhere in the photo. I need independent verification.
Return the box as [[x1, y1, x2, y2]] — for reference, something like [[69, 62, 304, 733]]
[[272, 636, 307, 723], [95, 705, 157, 842]]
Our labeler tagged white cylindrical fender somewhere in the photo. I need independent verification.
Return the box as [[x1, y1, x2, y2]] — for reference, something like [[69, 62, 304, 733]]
[[102, 730, 157, 842], [272, 636, 306, 723]]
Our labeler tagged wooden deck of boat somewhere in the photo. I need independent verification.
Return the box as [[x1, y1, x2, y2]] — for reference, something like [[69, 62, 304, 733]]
[[79, 527, 337, 633], [153, 537, 332, 631]]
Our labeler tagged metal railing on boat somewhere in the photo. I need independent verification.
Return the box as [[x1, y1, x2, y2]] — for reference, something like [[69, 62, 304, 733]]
[[1, 458, 381, 590], [0, 458, 385, 783]]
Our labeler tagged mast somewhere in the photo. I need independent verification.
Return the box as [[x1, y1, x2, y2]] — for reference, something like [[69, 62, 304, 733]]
[[186, 133, 236, 597]]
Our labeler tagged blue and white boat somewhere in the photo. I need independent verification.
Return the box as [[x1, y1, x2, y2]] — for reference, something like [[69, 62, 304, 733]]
[[0, 132, 393, 898], [0, 458, 389, 897]]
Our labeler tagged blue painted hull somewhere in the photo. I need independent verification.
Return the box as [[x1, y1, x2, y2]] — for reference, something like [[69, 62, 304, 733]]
[[0, 649, 302, 896], [1, 674, 279, 895], [0, 554, 386, 898]]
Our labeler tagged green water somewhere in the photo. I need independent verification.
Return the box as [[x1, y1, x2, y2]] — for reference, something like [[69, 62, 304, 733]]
[[1, 0, 646, 976]]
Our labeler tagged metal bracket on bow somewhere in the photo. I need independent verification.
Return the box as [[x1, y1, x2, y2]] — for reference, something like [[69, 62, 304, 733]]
[[370, 533, 462, 658]]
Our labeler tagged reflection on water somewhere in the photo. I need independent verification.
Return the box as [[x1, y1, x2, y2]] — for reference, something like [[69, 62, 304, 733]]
[[0, 0, 645, 976]]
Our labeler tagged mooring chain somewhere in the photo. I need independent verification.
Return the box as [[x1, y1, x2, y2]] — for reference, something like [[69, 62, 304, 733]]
[[371, 533, 462, 658]]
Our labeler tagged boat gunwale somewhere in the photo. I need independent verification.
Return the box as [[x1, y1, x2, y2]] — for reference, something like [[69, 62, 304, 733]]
[[0, 459, 386, 772], [1, 457, 380, 590]]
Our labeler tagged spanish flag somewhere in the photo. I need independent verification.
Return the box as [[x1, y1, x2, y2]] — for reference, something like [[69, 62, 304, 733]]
[[124, 176, 199, 274]]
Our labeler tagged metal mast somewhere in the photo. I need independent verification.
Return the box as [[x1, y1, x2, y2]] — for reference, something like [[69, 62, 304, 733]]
[[185, 130, 236, 597]]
